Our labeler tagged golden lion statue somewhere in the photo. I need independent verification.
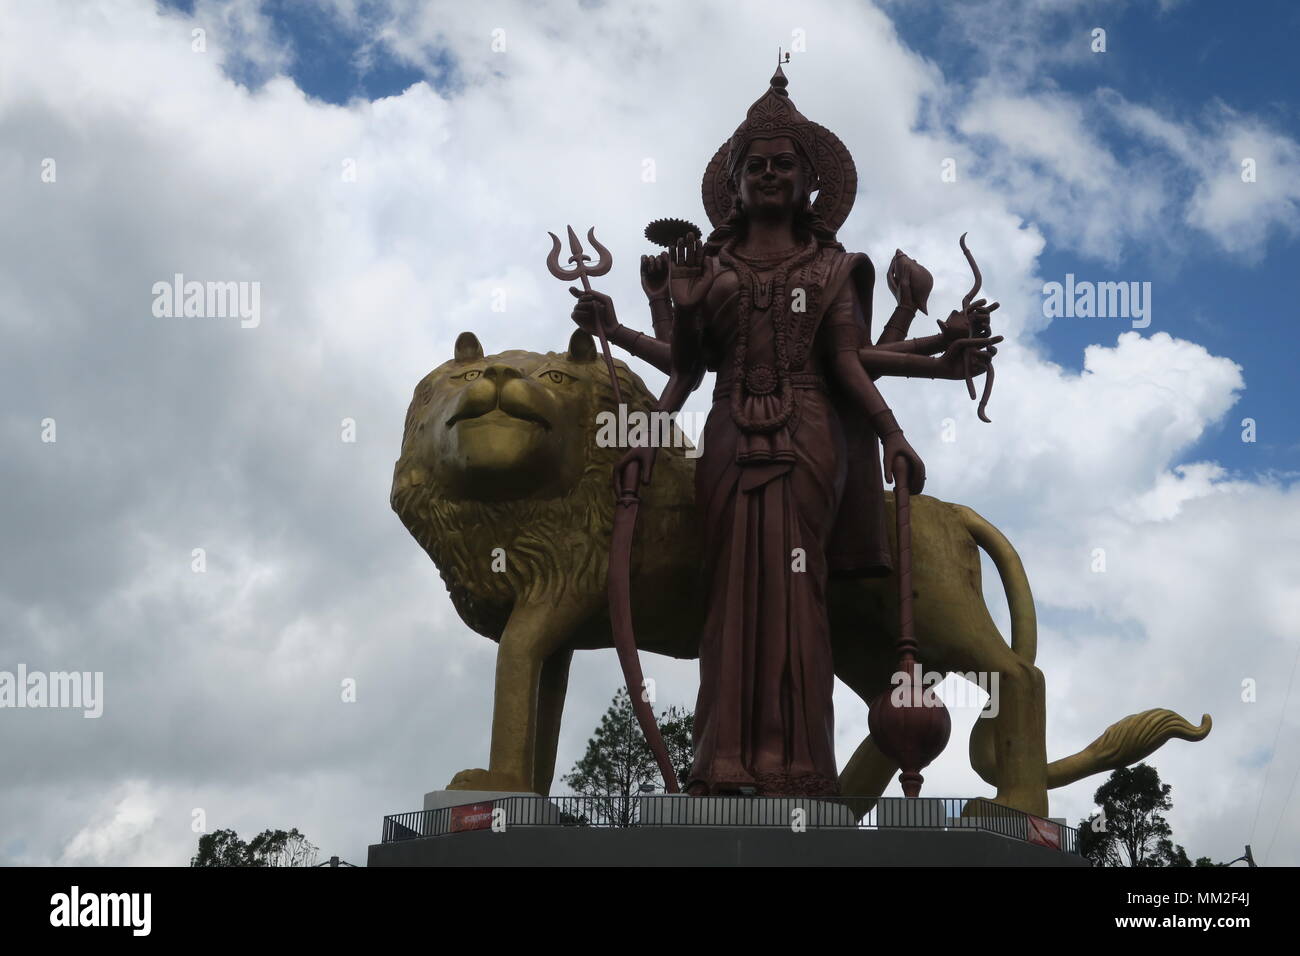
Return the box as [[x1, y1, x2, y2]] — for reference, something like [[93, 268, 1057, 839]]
[[392, 330, 1210, 817]]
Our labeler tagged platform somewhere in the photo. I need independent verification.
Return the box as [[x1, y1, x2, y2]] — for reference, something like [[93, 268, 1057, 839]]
[[368, 794, 1088, 867]]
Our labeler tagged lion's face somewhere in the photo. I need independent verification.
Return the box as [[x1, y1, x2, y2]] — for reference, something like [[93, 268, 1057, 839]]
[[395, 330, 605, 503]]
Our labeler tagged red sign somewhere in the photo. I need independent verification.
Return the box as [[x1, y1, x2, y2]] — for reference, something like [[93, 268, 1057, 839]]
[[1026, 816, 1062, 850], [450, 802, 495, 833]]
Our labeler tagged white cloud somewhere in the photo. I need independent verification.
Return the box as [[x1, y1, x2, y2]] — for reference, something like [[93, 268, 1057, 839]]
[[58, 780, 162, 866], [1107, 94, 1300, 257]]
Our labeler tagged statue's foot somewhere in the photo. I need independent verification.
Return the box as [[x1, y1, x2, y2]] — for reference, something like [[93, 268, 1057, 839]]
[[447, 768, 532, 793]]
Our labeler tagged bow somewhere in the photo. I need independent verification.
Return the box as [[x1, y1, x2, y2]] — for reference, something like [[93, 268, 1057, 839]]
[[956, 233, 997, 423]]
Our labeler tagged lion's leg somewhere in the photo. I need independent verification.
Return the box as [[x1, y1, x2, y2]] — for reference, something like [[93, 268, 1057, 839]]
[[449, 601, 582, 793], [969, 707, 998, 788], [938, 502, 1048, 813], [958, 642, 1049, 816], [531, 647, 574, 796]]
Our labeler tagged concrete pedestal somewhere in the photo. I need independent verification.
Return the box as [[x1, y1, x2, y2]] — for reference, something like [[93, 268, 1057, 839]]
[[374, 793, 1086, 866], [368, 825, 1088, 867]]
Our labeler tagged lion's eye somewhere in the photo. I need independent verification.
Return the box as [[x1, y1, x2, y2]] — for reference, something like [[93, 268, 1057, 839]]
[[541, 369, 572, 385], [460, 370, 482, 382]]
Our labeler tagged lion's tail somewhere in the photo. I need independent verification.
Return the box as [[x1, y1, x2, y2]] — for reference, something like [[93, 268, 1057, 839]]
[[956, 504, 1213, 791], [954, 504, 1037, 664], [1045, 709, 1212, 789]]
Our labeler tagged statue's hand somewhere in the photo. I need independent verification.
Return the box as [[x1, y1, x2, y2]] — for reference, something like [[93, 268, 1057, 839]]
[[967, 298, 999, 336], [881, 432, 926, 495], [570, 287, 619, 336], [938, 309, 971, 344], [614, 443, 657, 496], [641, 252, 670, 300], [938, 298, 999, 344], [668, 232, 709, 308], [937, 335, 1003, 380], [887, 249, 933, 315]]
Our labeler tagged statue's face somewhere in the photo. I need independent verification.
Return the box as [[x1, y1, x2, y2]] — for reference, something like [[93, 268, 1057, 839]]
[[736, 136, 807, 218]]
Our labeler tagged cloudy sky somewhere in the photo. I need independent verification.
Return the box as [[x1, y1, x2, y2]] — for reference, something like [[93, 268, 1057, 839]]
[[1, 0, 1297, 866]]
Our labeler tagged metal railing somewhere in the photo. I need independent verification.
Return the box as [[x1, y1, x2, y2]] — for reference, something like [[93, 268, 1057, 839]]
[[381, 795, 1079, 854]]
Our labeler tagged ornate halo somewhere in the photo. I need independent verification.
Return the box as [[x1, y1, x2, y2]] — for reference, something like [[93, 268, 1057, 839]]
[[701, 122, 858, 233]]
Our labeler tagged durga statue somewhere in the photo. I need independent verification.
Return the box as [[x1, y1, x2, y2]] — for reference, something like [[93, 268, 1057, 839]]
[[569, 64, 1000, 798]]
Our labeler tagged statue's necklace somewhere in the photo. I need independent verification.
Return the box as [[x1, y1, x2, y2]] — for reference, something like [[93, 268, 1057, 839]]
[[721, 238, 820, 434]]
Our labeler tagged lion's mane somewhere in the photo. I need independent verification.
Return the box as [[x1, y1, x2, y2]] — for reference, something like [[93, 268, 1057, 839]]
[[391, 351, 671, 640]]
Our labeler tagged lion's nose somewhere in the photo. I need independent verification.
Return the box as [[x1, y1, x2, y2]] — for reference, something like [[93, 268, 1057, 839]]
[[482, 363, 522, 384]]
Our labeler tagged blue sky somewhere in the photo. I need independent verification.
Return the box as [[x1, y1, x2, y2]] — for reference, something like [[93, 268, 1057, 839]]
[[164, 0, 431, 98], [890, 0, 1300, 472]]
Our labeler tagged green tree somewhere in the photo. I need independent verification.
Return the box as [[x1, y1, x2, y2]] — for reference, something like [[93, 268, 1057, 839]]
[[246, 828, 319, 867], [190, 827, 318, 867], [562, 687, 694, 826], [190, 828, 250, 867], [1076, 763, 1196, 867]]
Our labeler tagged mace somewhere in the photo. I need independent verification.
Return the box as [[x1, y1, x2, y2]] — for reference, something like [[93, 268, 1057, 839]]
[[868, 456, 952, 798]]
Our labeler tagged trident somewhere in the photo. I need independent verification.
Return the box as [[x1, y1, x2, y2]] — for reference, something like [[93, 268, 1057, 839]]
[[546, 226, 622, 405], [543, 225, 681, 793]]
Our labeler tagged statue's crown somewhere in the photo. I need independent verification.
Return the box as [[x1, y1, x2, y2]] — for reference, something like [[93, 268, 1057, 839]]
[[725, 65, 820, 185], [703, 66, 857, 232]]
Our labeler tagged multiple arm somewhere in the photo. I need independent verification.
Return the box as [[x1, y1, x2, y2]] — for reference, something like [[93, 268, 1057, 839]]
[[609, 272, 705, 495], [875, 303, 946, 356], [858, 347, 960, 379], [825, 289, 927, 493], [570, 289, 672, 374], [570, 251, 678, 375], [873, 249, 1003, 375], [572, 241, 998, 496], [607, 319, 672, 374], [648, 295, 675, 342], [862, 300, 947, 378], [861, 308, 1000, 382], [574, 246, 995, 382], [870, 249, 971, 363], [835, 348, 926, 493], [873, 334, 946, 355], [860, 299, 962, 381]]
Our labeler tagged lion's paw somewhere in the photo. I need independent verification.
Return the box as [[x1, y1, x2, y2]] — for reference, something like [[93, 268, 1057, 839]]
[[447, 768, 532, 793]]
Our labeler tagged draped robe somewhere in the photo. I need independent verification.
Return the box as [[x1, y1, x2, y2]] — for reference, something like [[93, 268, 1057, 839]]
[[685, 243, 890, 797]]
